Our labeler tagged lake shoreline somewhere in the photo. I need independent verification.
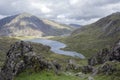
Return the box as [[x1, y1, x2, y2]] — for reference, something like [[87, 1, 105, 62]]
[[25, 38, 85, 59]]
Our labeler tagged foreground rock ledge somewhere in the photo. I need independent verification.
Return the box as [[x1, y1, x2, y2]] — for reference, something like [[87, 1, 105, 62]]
[[0, 41, 61, 80], [82, 39, 120, 75]]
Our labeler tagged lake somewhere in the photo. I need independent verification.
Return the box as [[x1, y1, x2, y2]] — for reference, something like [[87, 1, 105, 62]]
[[25, 38, 85, 59]]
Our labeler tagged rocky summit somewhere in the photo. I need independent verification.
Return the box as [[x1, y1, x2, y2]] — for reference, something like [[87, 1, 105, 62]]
[[0, 41, 61, 80]]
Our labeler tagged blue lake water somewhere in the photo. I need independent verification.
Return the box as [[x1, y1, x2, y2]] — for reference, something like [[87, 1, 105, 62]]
[[25, 38, 85, 59]]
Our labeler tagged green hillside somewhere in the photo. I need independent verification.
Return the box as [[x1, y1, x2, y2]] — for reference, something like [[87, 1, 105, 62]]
[[60, 12, 120, 58], [0, 37, 120, 80], [0, 37, 86, 67]]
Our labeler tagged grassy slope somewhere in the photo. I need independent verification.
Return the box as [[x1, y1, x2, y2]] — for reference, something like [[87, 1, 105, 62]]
[[53, 13, 120, 58], [0, 37, 120, 80], [0, 37, 87, 80], [61, 26, 118, 58], [52, 28, 114, 58], [15, 71, 80, 80], [15, 69, 120, 80], [0, 37, 87, 66], [16, 13, 120, 80], [15, 61, 120, 80]]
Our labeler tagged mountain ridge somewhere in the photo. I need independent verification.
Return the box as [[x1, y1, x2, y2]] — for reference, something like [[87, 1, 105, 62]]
[[0, 13, 73, 37], [72, 12, 120, 37], [61, 12, 120, 58]]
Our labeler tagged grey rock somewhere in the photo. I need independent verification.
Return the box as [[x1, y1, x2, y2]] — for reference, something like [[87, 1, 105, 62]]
[[82, 65, 93, 74], [0, 41, 61, 80], [88, 39, 120, 66], [66, 59, 82, 71], [85, 39, 120, 75], [98, 62, 116, 75]]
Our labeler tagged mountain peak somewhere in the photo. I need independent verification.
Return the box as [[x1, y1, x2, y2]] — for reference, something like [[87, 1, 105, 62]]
[[111, 12, 120, 15], [94, 12, 120, 27], [16, 12, 33, 18], [107, 12, 120, 19], [0, 13, 72, 37], [18, 12, 32, 15]]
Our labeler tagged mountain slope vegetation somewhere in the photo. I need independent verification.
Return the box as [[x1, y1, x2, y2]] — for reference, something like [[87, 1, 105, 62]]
[[60, 12, 120, 58], [0, 37, 119, 80]]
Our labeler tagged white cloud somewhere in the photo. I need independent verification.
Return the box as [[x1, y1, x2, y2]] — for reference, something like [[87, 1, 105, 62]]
[[81, 18, 100, 25], [54, 17, 99, 25], [69, 0, 79, 5], [0, 15, 6, 19], [31, 2, 52, 14]]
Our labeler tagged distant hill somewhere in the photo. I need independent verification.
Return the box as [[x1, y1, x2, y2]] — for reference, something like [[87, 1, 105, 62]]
[[69, 24, 81, 28], [0, 13, 73, 37], [72, 12, 120, 37], [63, 12, 120, 58]]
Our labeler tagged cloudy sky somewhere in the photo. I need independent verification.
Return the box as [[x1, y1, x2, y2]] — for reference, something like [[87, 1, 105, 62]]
[[0, 0, 120, 25]]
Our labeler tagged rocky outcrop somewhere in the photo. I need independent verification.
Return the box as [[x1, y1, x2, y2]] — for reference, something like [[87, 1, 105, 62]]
[[0, 41, 61, 80], [82, 39, 120, 75], [88, 48, 110, 66], [66, 59, 82, 71], [82, 65, 93, 74], [88, 40, 120, 66], [98, 62, 116, 75]]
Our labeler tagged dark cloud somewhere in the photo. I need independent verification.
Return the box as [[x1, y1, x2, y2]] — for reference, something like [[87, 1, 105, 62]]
[[0, 0, 120, 25]]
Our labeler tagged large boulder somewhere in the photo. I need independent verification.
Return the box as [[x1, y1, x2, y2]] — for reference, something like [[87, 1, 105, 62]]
[[0, 41, 33, 80], [66, 59, 82, 72], [98, 62, 116, 75], [88, 48, 110, 66], [82, 65, 93, 74], [109, 40, 120, 61]]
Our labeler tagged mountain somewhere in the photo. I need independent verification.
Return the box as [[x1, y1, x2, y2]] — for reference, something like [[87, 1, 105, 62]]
[[0, 13, 73, 37], [69, 24, 81, 28], [62, 12, 120, 58], [72, 12, 120, 37]]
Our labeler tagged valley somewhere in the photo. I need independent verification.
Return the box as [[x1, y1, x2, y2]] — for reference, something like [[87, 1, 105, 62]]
[[1, 0, 120, 79], [0, 12, 120, 80], [56, 12, 120, 58]]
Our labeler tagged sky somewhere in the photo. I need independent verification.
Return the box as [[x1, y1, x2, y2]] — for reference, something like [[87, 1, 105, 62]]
[[0, 0, 120, 25]]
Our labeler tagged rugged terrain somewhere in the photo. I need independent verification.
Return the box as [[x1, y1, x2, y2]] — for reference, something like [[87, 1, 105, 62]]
[[0, 37, 86, 80], [0, 37, 120, 80], [0, 13, 73, 37], [0, 12, 120, 80], [60, 12, 120, 58]]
